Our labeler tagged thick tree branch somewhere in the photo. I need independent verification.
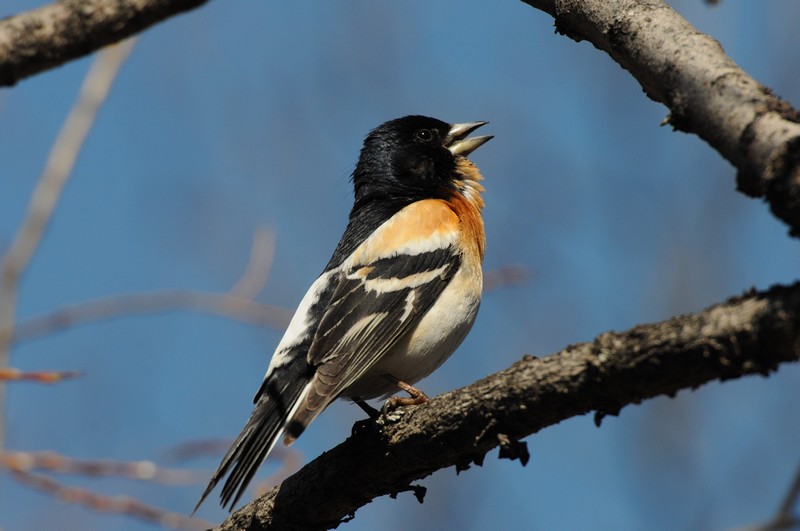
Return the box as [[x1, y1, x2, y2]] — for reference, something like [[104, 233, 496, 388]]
[[214, 282, 800, 530], [521, 0, 800, 236], [0, 0, 208, 87]]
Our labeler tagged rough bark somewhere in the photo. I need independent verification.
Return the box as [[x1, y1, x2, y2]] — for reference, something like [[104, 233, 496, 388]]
[[214, 282, 800, 531], [0, 0, 208, 86], [521, 0, 800, 236]]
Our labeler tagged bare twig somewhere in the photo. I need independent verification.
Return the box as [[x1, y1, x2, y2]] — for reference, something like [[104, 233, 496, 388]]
[[738, 462, 800, 531], [1, 450, 203, 485], [11, 220, 289, 345], [774, 464, 800, 528], [0, 368, 81, 383], [483, 265, 529, 292], [0, 38, 136, 452], [0, 0, 208, 87], [230, 226, 277, 299], [165, 439, 238, 463], [11, 290, 292, 345], [12, 469, 212, 530]]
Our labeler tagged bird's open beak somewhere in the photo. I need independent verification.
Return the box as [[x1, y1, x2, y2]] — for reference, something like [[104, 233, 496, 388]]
[[446, 121, 493, 156]]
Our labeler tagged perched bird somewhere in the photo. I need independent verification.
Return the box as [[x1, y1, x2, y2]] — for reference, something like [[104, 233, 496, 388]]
[[196, 115, 492, 511]]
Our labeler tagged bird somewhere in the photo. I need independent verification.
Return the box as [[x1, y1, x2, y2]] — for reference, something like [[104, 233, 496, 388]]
[[196, 115, 493, 512]]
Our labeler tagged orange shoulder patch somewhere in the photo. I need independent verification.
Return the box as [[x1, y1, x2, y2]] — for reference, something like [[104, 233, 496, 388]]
[[350, 199, 460, 263]]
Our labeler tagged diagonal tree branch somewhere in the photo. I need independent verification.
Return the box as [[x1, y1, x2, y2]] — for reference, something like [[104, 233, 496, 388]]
[[214, 281, 800, 531], [520, 0, 800, 237], [0, 0, 208, 87]]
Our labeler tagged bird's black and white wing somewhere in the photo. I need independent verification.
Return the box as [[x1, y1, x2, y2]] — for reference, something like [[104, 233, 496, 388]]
[[197, 198, 467, 510]]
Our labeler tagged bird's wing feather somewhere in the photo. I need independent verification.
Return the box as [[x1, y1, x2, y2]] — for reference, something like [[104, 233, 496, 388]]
[[195, 270, 340, 511], [197, 199, 464, 511], [284, 199, 463, 439]]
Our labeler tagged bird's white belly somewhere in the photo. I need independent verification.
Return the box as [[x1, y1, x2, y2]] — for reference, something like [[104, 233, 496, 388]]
[[342, 264, 482, 400]]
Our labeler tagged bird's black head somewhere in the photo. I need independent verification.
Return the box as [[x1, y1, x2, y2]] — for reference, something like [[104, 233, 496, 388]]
[[326, 116, 491, 271], [352, 115, 491, 203]]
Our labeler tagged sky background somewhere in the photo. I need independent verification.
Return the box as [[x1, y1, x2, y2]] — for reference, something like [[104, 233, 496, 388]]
[[1, 0, 799, 530]]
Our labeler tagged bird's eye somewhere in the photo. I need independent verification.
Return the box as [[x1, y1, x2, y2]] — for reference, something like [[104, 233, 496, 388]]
[[414, 129, 433, 142]]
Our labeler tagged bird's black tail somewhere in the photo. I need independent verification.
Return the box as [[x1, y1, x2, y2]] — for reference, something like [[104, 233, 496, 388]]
[[195, 362, 309, 512]]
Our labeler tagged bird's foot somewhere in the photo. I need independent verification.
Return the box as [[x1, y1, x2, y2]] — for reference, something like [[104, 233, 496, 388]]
[[382, 375, 430, 412]]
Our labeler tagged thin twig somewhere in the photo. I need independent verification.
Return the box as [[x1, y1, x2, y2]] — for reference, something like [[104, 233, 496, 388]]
[[11, 220, 290, 345], [0, 368, 81, 383], [12, 469, 212, 530], [775, 463, 800, 527], [0, 38, 136, 452], [165, 439, 237, 463], [230, 226, 277, 299], [12, 290, 293, 345], [738, 462, 800, 530], [1, 450, 203, 485], [483, 265, 529, 292]]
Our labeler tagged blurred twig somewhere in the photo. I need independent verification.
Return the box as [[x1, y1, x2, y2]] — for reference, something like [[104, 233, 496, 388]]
[[0, 38, 136, 452], [1, 450, 203, 485], [230, 226, 276, 299], [12, 224, 290, 344], [165, 439, 237, 463], [736, 462, 800, 531], [12, 469, 212, 530], [0, 368, 81, 383], [12, 290, 293, 344], [774, 464, 800, 529], [483, 265, 529, 292]]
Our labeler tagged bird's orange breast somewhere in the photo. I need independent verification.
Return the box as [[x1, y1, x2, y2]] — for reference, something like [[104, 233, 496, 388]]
[[446, 158, 486, 262]]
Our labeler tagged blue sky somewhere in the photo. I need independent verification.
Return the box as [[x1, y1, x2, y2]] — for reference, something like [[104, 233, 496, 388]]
[[1, 1, 799, 530]]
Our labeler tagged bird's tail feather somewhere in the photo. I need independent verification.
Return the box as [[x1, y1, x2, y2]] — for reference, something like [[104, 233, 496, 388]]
[[194, 364, 309, 512]]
